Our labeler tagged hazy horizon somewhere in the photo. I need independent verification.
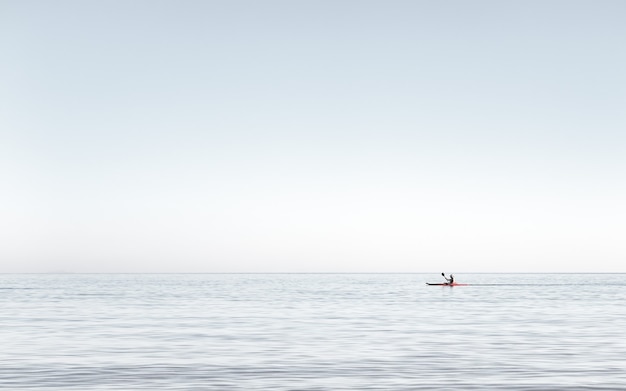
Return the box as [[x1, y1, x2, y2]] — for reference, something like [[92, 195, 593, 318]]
[[2, 1, 625, 273]]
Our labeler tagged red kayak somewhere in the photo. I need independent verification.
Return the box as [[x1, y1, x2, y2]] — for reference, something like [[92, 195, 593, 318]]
[[426, 282, 468, 286]]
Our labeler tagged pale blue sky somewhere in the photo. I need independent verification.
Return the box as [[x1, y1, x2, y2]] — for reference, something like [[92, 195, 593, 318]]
[[2, 0, 625, 272]]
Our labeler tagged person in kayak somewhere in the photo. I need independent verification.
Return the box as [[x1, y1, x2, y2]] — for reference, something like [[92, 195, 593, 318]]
[[442, 273, 454, 285]]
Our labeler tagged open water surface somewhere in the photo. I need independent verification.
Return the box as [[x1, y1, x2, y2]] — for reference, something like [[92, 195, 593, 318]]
[[1, 273, 625, 390]]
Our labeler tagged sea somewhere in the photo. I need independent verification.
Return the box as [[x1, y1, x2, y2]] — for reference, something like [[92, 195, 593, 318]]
[[1, 273, 625, 390]]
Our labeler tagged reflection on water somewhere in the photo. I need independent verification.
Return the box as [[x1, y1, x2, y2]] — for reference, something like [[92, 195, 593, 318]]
[[1, 273, 625, 390]]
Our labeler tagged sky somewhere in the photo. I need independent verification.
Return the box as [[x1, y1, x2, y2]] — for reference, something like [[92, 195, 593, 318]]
[[1, 0, 625, 273]]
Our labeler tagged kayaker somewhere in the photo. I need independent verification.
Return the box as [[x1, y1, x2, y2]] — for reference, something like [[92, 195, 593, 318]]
[[442, 273, 454, 285]]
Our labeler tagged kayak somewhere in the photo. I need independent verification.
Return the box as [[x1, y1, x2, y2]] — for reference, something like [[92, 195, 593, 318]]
[[426, 283, 468, 286]]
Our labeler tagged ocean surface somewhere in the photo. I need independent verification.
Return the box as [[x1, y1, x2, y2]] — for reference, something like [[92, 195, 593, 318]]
[[1, 273, 625, 390]]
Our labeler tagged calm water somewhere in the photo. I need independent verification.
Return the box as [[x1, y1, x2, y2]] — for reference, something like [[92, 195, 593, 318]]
[[1, 273, 625, 390]]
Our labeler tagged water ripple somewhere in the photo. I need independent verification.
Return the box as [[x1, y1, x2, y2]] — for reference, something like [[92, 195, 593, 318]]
[[1, 273, 625, 390]]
